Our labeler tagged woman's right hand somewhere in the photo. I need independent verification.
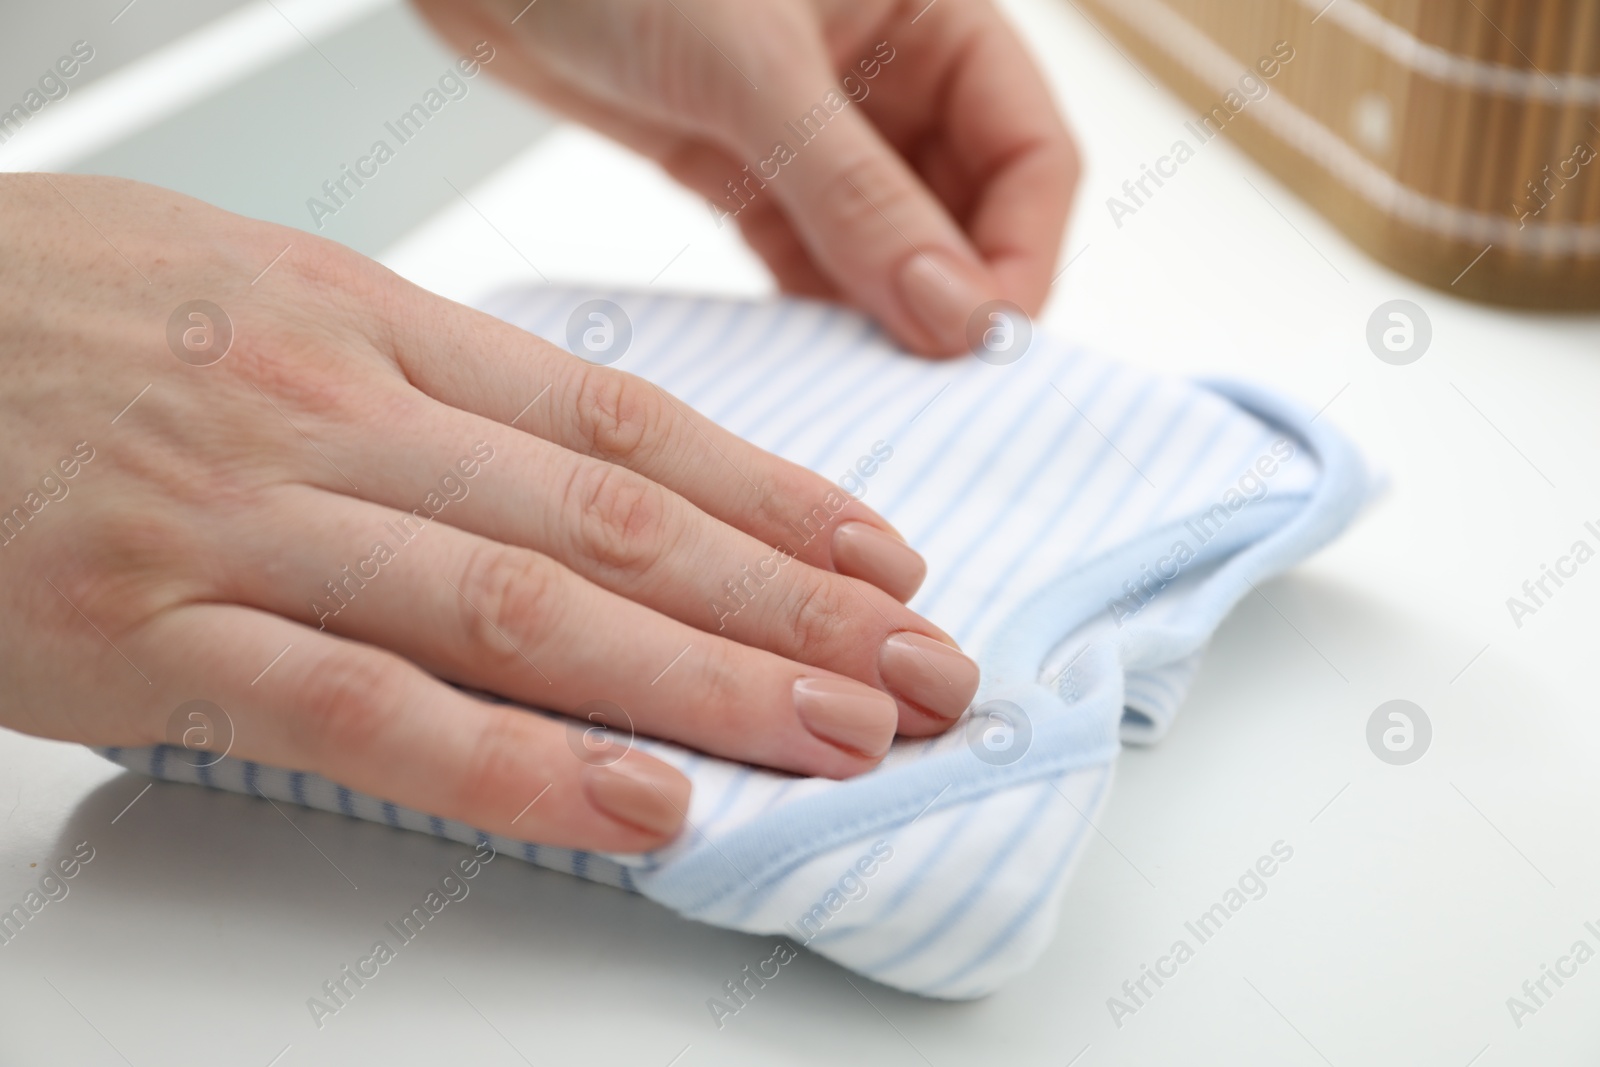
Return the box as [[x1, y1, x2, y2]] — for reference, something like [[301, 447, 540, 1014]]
[[0, 174, 980, 853]]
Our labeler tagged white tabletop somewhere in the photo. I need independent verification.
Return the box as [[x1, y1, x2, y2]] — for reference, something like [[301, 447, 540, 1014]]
[[4, 1, 1599, 1064]]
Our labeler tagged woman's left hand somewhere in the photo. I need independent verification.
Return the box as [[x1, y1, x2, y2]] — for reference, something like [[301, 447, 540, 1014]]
[[414, 0, 1078, 356]]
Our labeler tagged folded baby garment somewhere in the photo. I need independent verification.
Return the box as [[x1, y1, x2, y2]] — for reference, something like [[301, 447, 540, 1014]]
[[100, 288, 1368, 999]]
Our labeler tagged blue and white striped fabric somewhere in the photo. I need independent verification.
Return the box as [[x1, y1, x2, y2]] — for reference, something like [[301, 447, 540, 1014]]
[[99, 287, 1369, 998]]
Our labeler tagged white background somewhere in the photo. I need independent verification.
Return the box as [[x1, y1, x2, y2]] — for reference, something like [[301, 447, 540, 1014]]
[[3, 0, 1600, 1063]]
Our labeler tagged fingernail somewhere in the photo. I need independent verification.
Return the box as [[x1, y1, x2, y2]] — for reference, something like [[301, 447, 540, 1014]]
[[897, 250, 988, 354], [793, 676, 899, 758], [832, 522, 927, 602], [581, 760, 689, 838], [878, 631, 980, 721]]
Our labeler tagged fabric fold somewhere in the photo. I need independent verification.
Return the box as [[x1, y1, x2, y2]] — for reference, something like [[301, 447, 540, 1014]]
[[96, 289, 1368, 998]]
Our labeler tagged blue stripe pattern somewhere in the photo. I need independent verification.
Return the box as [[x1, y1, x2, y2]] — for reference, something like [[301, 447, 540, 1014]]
[[93, 289, 1369, 999]]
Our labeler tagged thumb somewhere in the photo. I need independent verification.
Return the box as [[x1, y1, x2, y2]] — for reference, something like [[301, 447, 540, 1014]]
[[724, 68, 1000, 356]]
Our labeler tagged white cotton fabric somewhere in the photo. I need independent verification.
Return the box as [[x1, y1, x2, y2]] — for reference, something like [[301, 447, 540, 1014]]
[[100, 288, 1368, 998]]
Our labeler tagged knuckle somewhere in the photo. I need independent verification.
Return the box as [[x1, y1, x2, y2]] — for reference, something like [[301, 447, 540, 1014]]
[[221, 338, 355, 436], [299, 650, 411, 757], [284, 233, 393, 305], [451, 710, 536, 820], [226, 333, 404, 431], [785, 575, 853, 660], [691, 640, 758, 748], [820, 152, 917, 231], [218, 241, 407, 428], [564, 461, 671, 577], [752, 467, 834, 550], [573, 366, 662, 465], [454, 545, 564, 668]]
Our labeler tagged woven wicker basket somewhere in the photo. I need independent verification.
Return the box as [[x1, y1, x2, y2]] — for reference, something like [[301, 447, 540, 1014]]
[[1078, 0, 1600, 308]]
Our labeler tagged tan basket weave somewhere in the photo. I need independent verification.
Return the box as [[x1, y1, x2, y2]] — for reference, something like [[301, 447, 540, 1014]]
[[1077, 0, 1600, 308]]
